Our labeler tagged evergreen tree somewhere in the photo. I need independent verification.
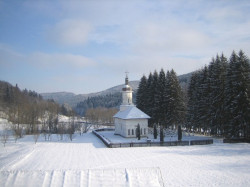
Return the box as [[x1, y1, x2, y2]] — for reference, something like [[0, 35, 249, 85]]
[[187, 68, 212, 134], [190, 68, 206, 133], [155, 68, 166, 126], [136, 123, 141, 140], [224, 51, 239, 137], [178, 125, 182, 141], [145, 72, 154, 125], [150, 71, 159, 125], [208, 55, 228, 135], [165, 70, 185, 129], [186, 71, 199, 132], [136, 75, 148, 113], [160, 125, 164, 142], [153, 124, 158, 139]]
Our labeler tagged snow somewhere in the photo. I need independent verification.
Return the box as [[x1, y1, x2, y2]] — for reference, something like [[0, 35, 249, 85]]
[[113, 106, 150, 119], [1, 130, 250, 186]]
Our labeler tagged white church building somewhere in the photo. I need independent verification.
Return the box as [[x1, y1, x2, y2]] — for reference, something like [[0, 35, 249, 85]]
[[113, 74, 150, 138]]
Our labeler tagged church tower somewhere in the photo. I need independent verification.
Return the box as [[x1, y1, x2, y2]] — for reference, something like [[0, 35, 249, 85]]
[[113, 72, 150, 138], [120, 72, 134, 111]]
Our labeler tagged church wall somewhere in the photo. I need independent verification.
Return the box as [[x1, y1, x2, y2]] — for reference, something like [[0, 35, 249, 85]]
[[114, 118, 126, 136], [115, 118, 148, 138], [124, 119, 148, 138]]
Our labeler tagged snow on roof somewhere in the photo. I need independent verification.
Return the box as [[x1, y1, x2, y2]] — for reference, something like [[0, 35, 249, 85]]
[[113, 106, 150, 119]]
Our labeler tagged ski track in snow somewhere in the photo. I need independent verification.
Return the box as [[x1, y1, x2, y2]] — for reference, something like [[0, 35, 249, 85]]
[[0, 133, 250, 186]]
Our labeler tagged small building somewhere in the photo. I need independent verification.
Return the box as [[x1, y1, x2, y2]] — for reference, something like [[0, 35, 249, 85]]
[[113, 74, 150, 138]]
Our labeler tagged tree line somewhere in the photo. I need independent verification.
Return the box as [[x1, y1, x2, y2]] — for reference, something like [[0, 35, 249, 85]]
[[136, 50, 250, 138], [187, 50, 250, 138], [75, 92, 136, 116], [85, 107, 118, 129], [0, 81, 76, 142], [136, 69, 186, 128]]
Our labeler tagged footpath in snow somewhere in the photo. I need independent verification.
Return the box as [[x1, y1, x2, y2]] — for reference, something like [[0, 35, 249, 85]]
[[0, 168, 164, 187]]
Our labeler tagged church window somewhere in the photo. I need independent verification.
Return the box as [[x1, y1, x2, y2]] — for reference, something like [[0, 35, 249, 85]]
[[128, 129, 130, 135]]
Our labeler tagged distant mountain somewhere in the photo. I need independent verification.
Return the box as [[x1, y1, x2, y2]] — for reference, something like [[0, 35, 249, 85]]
[[40, 81, 140, 107], [40, 73, 192, 107]]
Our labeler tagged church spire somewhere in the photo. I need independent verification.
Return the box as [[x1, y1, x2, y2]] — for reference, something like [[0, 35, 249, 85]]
[[122, 71, 132, 91], [125, 71, 129, 85], [120, 71, 133, 111]]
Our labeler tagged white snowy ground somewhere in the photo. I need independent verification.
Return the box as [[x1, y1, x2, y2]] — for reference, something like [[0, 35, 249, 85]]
[[1, 131, 250, 187]]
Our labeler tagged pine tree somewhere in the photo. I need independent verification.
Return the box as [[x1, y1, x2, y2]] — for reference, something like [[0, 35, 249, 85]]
[[150, 71, 159, 125], [208, 55, 228, 135], [218, 54, 228, 135], [153, 124, 157, 139], [145, 72, 153, 122], [224, 51, 240, 137], [136, 75, 148, 113], [178, 125, 182, 141], [165, 70, 185, 129], [160, 125, 164, 142], [186, 71, 199, 132], [196, 67, 210, 133], [155, 68, 166, 126], [136, 123, 141, 140]]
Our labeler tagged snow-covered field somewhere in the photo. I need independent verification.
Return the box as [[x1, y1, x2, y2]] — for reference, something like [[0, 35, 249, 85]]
[[1, 130, 250, 187]]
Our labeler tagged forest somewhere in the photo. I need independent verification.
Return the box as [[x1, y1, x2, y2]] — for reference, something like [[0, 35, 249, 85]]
[[0, 81, 75, 140], [187, 50, 250, 138]]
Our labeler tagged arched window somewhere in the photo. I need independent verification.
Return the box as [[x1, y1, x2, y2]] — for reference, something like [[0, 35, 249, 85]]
[[128, 129, 130, 135], [144, 128, 146, 135], [132, 129, 134, 135]]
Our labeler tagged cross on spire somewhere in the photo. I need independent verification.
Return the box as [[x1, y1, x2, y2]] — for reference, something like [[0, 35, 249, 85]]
[[125, 71, 129, 78], [125, 71, 129, 85]]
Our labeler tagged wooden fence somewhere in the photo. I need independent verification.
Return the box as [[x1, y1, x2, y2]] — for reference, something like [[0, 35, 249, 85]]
[[190, 139, 213, 145], [223, 138, 250, 143]]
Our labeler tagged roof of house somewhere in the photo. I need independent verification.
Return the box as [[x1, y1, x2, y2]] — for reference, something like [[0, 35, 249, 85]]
[[113, 106, 150, 120]]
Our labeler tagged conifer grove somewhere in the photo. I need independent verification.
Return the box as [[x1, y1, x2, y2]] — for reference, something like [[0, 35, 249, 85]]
[[136, 50, 250, 138]]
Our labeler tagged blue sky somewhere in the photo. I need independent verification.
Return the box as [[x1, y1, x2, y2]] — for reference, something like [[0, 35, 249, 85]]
[[0, 0, 250, 94]]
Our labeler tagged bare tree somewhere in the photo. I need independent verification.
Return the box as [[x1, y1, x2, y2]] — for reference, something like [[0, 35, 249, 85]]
[[66, 123, 75, 141], [33, 126, 40, 144], [12, 124, 23, 142], [85, 107, 118, 129], [57, 123, 65, 140], [82, 122, 92, 133], [1, 128, 9, 147]]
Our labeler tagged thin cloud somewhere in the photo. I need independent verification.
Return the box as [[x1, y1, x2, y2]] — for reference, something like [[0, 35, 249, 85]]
[[47, 19, 92, 46], [0, 46, 97, 70], [27, 52, 97, 69]]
